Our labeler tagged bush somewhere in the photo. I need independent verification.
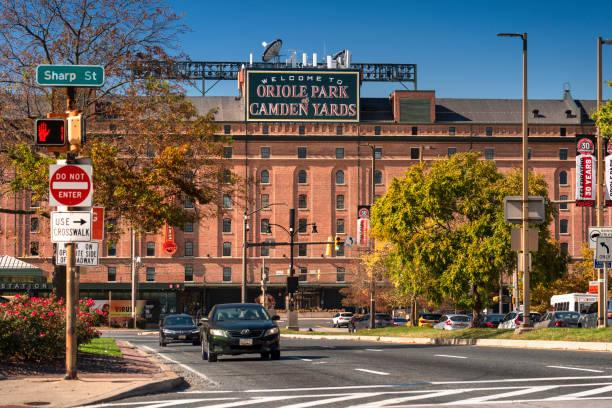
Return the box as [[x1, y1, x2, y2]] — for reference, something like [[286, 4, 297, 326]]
[[0, 295, 101, 362]]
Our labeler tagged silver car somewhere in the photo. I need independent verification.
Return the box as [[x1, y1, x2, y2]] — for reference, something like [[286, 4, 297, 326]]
[[433, 314, 472, 330], [498, 311, 542, 329]]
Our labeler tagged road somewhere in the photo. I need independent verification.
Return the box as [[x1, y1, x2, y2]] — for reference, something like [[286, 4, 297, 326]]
[[85, 330, 612, 407]]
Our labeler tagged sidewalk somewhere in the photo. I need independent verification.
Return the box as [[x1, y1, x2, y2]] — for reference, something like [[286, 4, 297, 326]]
[[0, 339, 185, 408]]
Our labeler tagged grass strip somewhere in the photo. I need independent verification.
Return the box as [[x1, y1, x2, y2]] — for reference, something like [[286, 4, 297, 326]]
[[282, 326, 612, 342], [78, 337, 122, 357]]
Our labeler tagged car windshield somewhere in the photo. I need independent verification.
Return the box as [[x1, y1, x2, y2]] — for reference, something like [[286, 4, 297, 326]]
[[213, 305, 270, 321], [165, 316, 195, 326]]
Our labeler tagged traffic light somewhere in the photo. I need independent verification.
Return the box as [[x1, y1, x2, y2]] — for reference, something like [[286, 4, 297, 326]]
[[287, 276, 299, 293], [335, 235, 343, 251], [325, 236, 333, 256], [35, 118, 67, 147]]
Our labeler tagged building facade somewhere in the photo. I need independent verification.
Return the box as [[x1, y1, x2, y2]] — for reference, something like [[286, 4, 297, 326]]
[[0, 85, 600, 321]]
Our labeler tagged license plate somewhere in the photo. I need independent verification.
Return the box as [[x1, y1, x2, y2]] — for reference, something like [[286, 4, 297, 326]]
[[239, 338, 253, 346], [179, 335, 186, 340]]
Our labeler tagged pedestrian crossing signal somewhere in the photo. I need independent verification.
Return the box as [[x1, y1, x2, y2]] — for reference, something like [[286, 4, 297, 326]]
[[35, 118, 67, 146]]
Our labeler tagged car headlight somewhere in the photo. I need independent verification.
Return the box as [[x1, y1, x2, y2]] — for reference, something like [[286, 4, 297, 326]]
[[264, 327, 279, 336], [163, 329, 176, 334], [191, 329, 200, 334], [210, 329, 227, 337]]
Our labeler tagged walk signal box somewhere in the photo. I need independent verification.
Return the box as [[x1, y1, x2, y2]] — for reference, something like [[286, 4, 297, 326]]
[[35, 118, 67, 146]]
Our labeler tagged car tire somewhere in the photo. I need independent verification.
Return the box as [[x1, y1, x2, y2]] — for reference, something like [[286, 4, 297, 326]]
[[192, 340, 201, 346], [207, 342, 217, 362], [332, 322, 337, 328], [260, 352, 270, 360], [271, 350, 280, 360]]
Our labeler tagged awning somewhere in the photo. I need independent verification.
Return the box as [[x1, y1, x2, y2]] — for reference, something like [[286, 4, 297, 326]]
[[0, 255, 43, 278]]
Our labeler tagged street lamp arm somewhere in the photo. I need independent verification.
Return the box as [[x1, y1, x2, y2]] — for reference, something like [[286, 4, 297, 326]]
[[246, 202, 288, 217], [267, 222, 291, 236]]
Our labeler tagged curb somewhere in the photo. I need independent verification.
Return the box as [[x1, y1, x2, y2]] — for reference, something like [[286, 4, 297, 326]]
[[75, 341, 187, 406], [281, 333, 612, 352]]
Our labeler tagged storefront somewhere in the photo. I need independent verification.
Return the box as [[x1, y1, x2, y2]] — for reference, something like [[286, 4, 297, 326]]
[[0, 255, 50, 297]]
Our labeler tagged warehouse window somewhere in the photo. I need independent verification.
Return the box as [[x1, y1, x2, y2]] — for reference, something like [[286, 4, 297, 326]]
[[184, 222, 194, 233], [448, 147, 457, 157], [224, 125, 231, 134], [449, 127, 455, 136], [410, 148, 420, 160], [560, 127, 566, 137], [336, 170, 345, 185], [260, 170, 270, 184], [336, 267, 346, 282], [559, 149, 568, 160], [222, 218, 232, 233], [336, 195, 345, 210], [337, 219, 345, 233], [107, 267, 116, 282], [30, 217, 39, 233], [336, 148, 344, 159], [223, 194, 232, 209], [374, 126, 381, 135], [484, 148, 494, 160], [298, 170, 307, 184], [374, 170, 383, 185], [223, 267, 231, 282], [146, 267, 155, 282], [298, 147, 307, 158], [560, 219, 569, 234], [184, 266, 193, 282], [486, 127, 493, 136], [146, 242, 155, 256], [299, 125, 305, 135], [222, 242, 231, 257], [185, 241, 194, 257], [223, 147, 232, 158], [559, 171, 568, 186], [298, 194, 308, 209], [261, 147, 270, 158], [560, 195, 568, 210]]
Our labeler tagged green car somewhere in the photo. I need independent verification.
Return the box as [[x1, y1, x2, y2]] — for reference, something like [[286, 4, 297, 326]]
[[199, 303, 281, 362]]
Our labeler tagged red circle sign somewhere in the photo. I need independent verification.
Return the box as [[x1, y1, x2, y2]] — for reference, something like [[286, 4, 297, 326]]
[[49, 165, 91, 206], [163, 241, 177, 255], [577, 138, 594, 155]]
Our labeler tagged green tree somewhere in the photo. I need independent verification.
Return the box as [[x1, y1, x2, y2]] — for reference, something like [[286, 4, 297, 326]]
[[370, 152, 567, 321]]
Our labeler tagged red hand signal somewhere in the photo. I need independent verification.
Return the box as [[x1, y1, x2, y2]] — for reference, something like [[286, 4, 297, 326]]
[[38, 122, 50, 141]]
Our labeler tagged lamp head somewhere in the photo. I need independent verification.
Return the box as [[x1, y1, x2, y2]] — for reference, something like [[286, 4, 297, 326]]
[[311, 224, 318, 234]]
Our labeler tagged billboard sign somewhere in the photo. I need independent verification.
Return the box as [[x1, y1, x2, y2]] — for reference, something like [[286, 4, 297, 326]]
[[576, 153, 596, 207], [246, 69, 360, 122]]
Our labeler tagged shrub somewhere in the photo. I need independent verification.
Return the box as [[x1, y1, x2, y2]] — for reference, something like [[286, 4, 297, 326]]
[[0, 295, 101, 362]]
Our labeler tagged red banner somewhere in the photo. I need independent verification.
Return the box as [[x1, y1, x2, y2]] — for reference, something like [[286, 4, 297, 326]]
[[163, 196, 178, 255], [576, 154, 595, 207]]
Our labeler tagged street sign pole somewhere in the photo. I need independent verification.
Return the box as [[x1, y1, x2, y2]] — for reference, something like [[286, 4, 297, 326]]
[[65, 240, 77, 379]]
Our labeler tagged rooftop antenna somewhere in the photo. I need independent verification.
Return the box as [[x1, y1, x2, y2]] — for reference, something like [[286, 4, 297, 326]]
[[262, 39, 282, 62]]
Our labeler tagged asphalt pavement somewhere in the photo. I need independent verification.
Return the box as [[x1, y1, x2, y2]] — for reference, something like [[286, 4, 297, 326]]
[[89, 330, 612, 407]]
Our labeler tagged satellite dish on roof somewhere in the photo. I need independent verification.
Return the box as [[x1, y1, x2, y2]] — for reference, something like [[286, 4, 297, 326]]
[[333, 49, 351, 68], [262, 39, 282, 62]]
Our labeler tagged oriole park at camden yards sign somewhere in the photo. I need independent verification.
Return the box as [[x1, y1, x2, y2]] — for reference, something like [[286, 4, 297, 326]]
[[246, 69, 360, 122]]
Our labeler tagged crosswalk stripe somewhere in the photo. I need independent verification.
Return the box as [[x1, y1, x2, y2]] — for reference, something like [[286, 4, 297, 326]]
[[545, 383, 612, 400], [350, 390, 467, 407], [277, 392, 383, 408], [445, 385, 559, 405], [355, 368, 390, 376], [547, 365, 604, 373]]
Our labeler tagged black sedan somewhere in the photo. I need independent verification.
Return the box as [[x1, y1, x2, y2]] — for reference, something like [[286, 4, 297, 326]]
[[159, 314, 201, 347], [199, 303, 280, 362]]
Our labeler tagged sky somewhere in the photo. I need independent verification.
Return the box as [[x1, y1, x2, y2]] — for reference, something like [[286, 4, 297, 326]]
[[170, 0, 612, 101]]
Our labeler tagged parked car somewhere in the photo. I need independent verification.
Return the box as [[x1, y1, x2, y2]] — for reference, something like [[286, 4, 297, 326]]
[[351, 313, 393, 330], [535, 311, 580, 329], [577, 299, 612, 328], [332, 312, 354, 328], [418, 313, 443, 327], [391, 317, 409, 327], [433, 314, 472, 330], [498, 312, 542, 329], [199, 303, 280, 362], [478, 313, 506, 328], [159, 314, 200, 347]]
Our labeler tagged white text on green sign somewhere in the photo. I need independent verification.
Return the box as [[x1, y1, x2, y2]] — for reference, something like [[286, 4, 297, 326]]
[[36, 65, 105, 87]]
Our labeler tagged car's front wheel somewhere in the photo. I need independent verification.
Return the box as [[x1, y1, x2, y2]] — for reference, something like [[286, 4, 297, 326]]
[[207, 341, 218, 362], [271, 350, 280, 360], [260, 352, 270, 360]]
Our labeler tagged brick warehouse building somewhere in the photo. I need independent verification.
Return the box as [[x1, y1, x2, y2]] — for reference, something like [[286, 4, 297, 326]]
[[0, 82, 603, 322]]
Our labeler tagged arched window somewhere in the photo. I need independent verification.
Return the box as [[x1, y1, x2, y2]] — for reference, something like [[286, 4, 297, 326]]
[[298, 170, 307, 184], [374, 170, 382, 185], [336, 170, 345, 185], [261, 170, 270, 184], [559, 171, 567, 185]]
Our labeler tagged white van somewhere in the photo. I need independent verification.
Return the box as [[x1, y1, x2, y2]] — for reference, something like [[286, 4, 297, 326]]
[[550, 293, 597, 314]]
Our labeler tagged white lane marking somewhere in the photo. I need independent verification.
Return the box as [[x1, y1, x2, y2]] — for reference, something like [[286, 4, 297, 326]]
[[431, 374, 612, 385], [277, 392, 382, 408], [546, 383, 612, 400], [366, 348, 383, 351], [547, 365, 604, 373], [141, 399, 228, 408], [355, 368, 390, 376], [434, 354, 467, 359], [140, 345, 211, 381], [193, 395, 302, 408], [445, 385, 558, 405], [350, 390, 467, 407]]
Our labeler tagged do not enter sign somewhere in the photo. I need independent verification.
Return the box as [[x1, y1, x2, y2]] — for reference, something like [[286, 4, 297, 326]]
[[49, 164, 93, 207]]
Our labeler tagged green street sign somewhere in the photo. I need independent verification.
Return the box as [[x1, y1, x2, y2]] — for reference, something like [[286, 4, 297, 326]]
[[36, 65, 104, 87]]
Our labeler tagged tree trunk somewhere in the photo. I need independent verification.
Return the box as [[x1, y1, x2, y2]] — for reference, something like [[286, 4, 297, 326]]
[[472, 289, 482, 327]]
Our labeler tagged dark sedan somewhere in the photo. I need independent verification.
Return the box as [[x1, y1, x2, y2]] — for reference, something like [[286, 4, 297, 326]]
[[200, 303, 281, 362], [159, 314, 200, 347]]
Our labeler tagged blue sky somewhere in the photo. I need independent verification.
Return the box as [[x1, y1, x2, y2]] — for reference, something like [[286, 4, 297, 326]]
[[171, 0, 612, 101]]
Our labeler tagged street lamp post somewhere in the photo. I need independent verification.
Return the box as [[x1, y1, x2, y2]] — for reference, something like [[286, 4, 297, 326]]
[[596, 36, 612, 328], [498, 32, 531, 329], [241, 202, 288, 303], [361, 143, 376, 329]]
